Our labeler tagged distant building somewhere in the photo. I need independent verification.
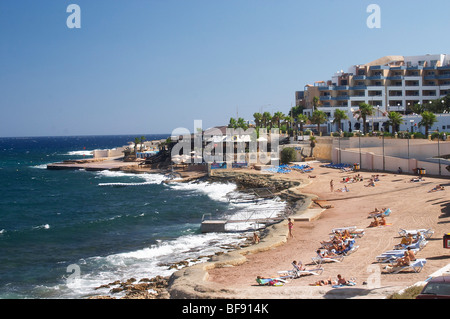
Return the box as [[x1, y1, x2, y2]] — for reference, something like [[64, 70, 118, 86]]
[[297, 54, 450, 133]]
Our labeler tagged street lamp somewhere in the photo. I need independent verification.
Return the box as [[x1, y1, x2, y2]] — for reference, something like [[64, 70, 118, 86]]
[[436, 128, 441, 176], [382, 132, 385, 171], [358, 127, 362, 168], [407, 133, 410, 172]]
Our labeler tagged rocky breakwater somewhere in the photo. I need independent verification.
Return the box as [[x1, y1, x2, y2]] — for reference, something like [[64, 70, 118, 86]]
[[209, 170, 307, 203]]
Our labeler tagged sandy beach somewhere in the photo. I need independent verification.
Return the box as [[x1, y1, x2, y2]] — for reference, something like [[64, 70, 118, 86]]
[[169, 162, 450, 299]]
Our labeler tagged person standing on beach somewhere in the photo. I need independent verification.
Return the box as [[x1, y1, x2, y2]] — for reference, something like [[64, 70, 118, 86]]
[[330, 180, 334, 192], [288, 218, 294, 239]]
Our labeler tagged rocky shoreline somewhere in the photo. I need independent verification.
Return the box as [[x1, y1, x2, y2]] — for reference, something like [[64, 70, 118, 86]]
[[87, 168, 310, 299]]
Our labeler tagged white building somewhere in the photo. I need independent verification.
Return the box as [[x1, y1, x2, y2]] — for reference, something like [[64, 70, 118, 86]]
[[300, 54, 450, 133]]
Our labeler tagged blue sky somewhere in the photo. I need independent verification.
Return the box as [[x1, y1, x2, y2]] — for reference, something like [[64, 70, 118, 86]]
[[1, 0, 450, 137]]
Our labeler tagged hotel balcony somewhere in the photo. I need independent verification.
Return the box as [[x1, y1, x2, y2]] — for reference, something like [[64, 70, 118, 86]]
[[366, 75, 386, 80], [318, 86, 334, 91], [369, 65, 390, 70], [386, 76, 404, 80], [334, 85, 349, 90], [350, 85, 367, 90]]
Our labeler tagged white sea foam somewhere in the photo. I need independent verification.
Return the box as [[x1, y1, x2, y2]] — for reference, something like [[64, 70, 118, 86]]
[[50, 177, 286, 299], [60, 232, 247, 298], [33, 224, 50, 230], [31, 163, 50, 169], [168, 180, 236, 202], [96, 171, 166, 186]]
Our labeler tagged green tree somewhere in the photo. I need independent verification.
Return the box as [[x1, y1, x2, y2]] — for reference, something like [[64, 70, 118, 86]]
[[262, 111, 272, 129], [386, 112, 404, 134], [236, 117, 249, 130], [309, 110, 328, 134], [134, 137, 140, 154], [418, 111, 437, 136], [253, 112, 262, 127], [312, 96, 321, 111], [425, 95, 450, 113], [296, 114, 309, 133], [272, 111, 285, 129], [140, 136, 146, 152], [281, 147, 296, 164], [332, 109, 349, 132], [410, 102, 425, 115], [290, 105, 304, 118], [228, 117, 237, 129], [355, 103, 374, 134]]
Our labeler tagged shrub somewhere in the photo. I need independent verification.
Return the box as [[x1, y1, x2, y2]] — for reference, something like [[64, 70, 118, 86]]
[[281, 147, 296, 164]]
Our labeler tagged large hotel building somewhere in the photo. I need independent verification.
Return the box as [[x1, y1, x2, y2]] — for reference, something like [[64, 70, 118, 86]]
[[297, 54, 450, 132]]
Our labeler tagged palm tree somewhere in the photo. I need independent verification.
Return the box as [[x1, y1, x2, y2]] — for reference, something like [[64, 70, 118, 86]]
[[272, 111, 285, 129], [386, 112, 404, 134], [228, 117, 237, 129], [355, 103, 374, 134], [140, 136, 146, 151], [133, 137, 140, 154], [312, 96, 321, 111], [296, 114, 309, 133], [332, 109, 349, 132], [253, 112, 262, 127], [418, 111, 437, 136], [262, 112, 272, 129], [309, 110, 328, 134], [236, 117, 249, 130], [282, 114, 292, 134]]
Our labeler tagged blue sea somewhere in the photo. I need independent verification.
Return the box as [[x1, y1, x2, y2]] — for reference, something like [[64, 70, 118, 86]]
[[0, 135, 286, 299]]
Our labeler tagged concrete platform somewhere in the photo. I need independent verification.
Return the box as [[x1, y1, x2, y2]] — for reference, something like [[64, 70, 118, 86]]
[[291, 208, 325, 221]]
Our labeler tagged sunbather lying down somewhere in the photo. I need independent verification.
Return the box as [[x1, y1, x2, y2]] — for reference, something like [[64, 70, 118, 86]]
[[368, 216, 388, 227], [309, 274, 355, 286], [256, 276, 284, 286], [428, 184, 444, 192]]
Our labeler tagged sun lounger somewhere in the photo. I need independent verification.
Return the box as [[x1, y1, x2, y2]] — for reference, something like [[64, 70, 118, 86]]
[[330, 227, 365, 238], [368, 208, 391, 219], [398, 228, 434, 239], [384, 259, 427, 274], [394, 237, 428, 251], [278, 262, 324, 278], [311, 251, 345, 265], [331, 226, 357, 233], [375, 248, 420, 263]]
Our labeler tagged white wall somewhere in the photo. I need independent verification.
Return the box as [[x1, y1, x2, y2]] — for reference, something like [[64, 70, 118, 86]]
[[330, 136, 450, 176]]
